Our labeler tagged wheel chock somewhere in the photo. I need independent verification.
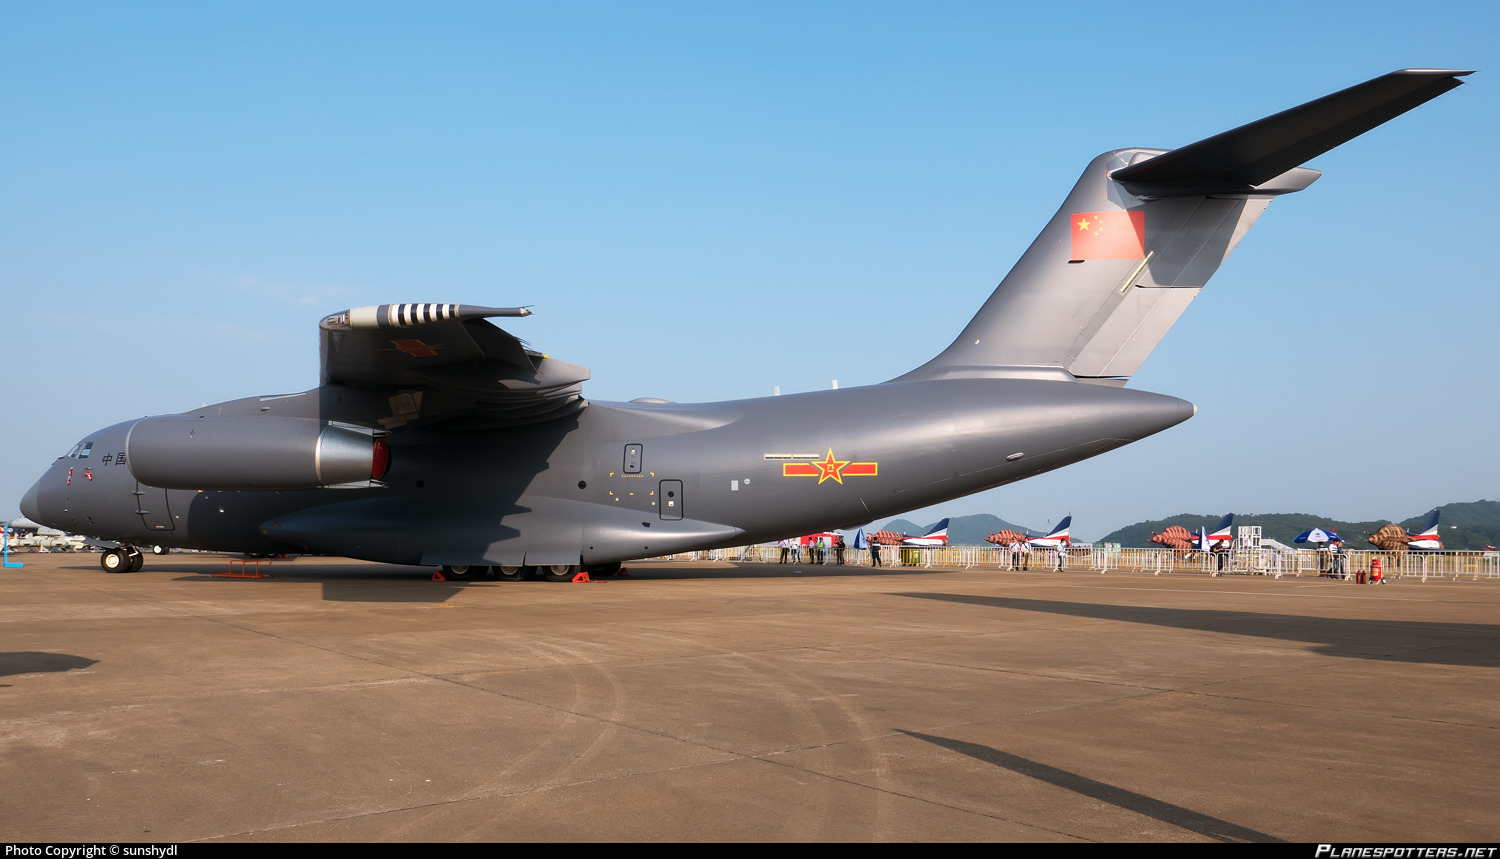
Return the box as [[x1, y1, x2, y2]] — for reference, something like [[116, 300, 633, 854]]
[[571, 570, 592, 583], [432, 569, 448, 582], [215, 558, 273, 579]]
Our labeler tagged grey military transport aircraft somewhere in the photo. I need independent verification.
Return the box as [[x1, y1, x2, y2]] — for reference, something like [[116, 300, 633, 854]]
[[21, 69, 1470, 578]]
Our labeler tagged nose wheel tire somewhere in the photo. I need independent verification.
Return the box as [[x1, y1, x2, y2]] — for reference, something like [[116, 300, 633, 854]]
[[495, 565, 528, 581], [102, 548, 143, 573]]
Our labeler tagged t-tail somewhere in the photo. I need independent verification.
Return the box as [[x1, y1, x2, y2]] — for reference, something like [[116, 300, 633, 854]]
[[893, 70, 1470, 387], [1028, 514, 1072, 547], [1409, 508, 1443, 550]]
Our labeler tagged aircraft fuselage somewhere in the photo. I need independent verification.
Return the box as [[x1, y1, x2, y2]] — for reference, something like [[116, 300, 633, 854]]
[[23, 378, 1192, 566]]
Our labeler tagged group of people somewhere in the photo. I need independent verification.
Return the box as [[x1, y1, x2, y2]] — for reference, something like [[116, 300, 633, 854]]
[[777, 535, 848, 565], [1003, 539, 1068, 571]]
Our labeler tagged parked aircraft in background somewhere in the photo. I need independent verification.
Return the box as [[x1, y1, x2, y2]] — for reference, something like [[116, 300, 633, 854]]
[[5, 518, 87, 552], [1150, 512, 1235, 552], [1027, 516, 1072, 548], [901, 519, 951, 547], [1407, 509, 1443, 550], [19, 70, 1470, 577], [1207, 513, 1234, 546]]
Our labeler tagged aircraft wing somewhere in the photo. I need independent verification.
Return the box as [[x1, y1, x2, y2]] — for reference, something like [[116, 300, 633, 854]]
[[318, 303, 589, 429]]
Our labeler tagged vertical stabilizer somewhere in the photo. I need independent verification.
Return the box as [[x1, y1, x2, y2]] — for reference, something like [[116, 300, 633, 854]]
[[1209, 513, 1234, 543], [1408, 508, 1443, 548], [895, 69, 1470, 386]]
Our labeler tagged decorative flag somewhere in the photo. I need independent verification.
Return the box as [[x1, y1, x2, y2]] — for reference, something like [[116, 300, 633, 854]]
[[1070, 211, 1145, 260]]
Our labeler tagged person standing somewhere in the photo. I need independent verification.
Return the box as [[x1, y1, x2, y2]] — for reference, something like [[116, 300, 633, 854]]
[[1008, 539, 1021, 570], [1055, 543, 1067, 571], [835, 535, 846, 565], [777, 538, 790, 564], [870, 540, 882, 567]]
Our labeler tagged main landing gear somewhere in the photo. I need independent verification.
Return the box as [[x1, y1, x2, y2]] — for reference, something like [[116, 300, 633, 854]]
[[101, 546, 144, 573], [437, 562, 623, 582]]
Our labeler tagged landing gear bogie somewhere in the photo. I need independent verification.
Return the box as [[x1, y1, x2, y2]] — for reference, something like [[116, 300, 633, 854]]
[[494, 565, 529, 581], [441, 564, 487, 581]]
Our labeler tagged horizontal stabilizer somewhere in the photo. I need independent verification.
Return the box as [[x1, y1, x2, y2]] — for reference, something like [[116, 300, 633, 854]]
[[1113, 69, 1472, 196]]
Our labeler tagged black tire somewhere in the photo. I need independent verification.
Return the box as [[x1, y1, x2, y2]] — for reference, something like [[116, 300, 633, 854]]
[[494, 564, 527, 581], [584, 562, 621, 579], [442, 564, 485, 581], [541, 564, 578, 582], [126, 549, 144, 573], [101, 549, 129, 573], [151, 545, 167, 555]]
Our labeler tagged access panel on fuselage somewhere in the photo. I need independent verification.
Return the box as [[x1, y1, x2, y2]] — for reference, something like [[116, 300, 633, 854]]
[[659, 479, 683, 520], [134, 482, 174, 531]]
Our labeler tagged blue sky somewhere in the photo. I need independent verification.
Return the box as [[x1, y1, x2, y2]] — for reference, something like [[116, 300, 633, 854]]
[[3, 2, 1496, 541]]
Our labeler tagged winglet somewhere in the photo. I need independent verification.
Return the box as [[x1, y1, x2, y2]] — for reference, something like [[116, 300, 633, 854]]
[[1112, 69, 1473, 197]]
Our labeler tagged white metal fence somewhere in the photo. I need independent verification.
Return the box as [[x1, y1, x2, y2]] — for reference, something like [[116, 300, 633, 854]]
[[650, 544, 1500, 581]]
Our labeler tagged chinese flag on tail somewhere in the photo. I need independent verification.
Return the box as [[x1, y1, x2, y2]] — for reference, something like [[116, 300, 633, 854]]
[[1070, 211, 1145, 260]]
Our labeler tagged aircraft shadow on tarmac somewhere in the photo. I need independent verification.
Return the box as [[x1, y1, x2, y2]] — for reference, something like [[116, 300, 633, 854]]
[[169, 566, 481, 603], [158, 561, 951, 603], [0, 651, 98, 680], [633, 563, 955, 580], [895, 594, 1500, 667], [899, 730, 1283, 843]]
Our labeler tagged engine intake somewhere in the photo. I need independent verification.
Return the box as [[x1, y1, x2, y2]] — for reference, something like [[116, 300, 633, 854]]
[[126, 416, 390, 490]]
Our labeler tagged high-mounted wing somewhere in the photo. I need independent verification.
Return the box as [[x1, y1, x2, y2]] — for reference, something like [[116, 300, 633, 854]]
[[319, 303, 589, 429]]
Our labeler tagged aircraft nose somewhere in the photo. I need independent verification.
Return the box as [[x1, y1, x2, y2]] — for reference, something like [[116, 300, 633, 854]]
[[20, 478, 42, 522]]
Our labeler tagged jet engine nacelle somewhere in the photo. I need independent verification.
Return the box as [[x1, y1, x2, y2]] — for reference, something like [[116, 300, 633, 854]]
[[125, 416, 390, 490]]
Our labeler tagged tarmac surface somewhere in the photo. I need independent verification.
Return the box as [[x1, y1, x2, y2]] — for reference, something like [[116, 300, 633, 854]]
[[2, 552, 1497, 843]]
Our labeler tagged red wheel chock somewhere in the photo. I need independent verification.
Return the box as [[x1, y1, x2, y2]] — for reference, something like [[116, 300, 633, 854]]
[[215, 558, 273, 579]]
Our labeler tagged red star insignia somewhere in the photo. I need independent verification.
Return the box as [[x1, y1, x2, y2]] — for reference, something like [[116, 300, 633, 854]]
[[813, 449, 850, 484]]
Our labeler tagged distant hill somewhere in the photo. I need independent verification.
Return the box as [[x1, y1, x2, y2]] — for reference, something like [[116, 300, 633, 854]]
[[874, 513, 1038, 546], [1097, 500, 1499, 550]]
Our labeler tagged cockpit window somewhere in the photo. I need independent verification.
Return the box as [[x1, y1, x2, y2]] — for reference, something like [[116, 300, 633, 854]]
[[78, 442, 93, 459], [65, 443, 82, 459]]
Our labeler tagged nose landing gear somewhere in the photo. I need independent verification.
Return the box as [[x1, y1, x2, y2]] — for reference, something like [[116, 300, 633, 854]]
[[101, 547, 144, 573]]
